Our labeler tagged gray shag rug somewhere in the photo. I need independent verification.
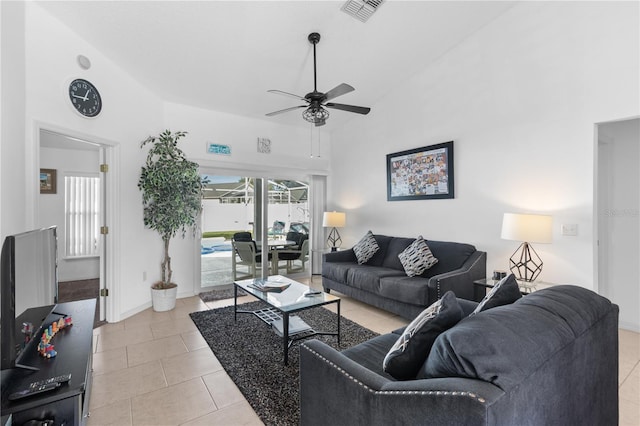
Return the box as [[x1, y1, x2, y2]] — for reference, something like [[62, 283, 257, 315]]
[[199, 287, 246, 302], [189, 301, 379, 425]]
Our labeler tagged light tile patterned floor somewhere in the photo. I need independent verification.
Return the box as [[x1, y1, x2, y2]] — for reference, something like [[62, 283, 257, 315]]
[[88, 277, 640, 425]]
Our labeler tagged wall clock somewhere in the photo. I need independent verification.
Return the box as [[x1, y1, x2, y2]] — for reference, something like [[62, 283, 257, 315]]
[[68, 78, 102, 117]]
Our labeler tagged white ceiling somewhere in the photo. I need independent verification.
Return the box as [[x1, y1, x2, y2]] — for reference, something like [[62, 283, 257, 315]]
[[37, 1, 515, 129]]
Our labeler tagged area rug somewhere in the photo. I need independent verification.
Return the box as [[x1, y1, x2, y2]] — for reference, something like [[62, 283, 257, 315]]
[[198, 286, 246, 302], [189, 301, 379, 425]]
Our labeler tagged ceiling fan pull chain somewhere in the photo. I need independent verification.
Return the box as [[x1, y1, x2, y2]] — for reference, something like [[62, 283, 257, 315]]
[[309, 124, 314, 158]]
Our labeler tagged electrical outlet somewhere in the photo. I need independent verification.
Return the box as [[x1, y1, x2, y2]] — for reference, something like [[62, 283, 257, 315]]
[[561, 224, 578, 236]]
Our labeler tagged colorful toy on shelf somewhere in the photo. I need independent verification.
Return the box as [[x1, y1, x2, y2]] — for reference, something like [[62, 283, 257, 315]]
[[37, 315, 73, 358], [21, 322, 33, 348]]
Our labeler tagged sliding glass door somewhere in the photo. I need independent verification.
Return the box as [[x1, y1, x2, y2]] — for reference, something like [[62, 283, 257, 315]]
[[200, 175, 310, 289]]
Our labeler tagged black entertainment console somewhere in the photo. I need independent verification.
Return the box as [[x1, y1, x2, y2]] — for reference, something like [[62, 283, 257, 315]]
[[1, 299, 96, 426]]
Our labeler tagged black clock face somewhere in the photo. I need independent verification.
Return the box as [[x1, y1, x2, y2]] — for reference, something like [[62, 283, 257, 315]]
[[69, 79, 102, 117]]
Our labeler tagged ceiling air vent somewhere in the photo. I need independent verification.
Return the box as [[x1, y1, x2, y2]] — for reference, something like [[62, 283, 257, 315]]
[[341, 0, 384, 23]]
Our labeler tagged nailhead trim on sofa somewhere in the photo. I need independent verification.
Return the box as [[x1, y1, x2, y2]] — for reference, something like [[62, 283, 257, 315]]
[[301, 344, 487, 403]]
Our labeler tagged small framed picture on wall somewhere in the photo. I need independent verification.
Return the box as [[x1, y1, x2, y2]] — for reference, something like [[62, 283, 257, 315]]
[[386, 141, 454, 201], [40, 169, 57, 194]]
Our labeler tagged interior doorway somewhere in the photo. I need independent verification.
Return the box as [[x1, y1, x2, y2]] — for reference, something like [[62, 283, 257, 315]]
[[38, 129, 109, 323], [595, 117, 640, 332]]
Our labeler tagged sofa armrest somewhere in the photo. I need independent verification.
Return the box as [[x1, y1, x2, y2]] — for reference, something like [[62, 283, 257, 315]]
[[428, 251, 486, 301], [323, 248, 357, 263], [300, 339, 503, 426]]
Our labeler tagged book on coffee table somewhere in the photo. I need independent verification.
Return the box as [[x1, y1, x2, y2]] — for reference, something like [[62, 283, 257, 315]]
[[248, 279, 291, 292]]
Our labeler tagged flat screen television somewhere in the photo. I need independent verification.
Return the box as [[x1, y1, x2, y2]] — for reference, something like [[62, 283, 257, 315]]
[[0, 226, 58, 371]]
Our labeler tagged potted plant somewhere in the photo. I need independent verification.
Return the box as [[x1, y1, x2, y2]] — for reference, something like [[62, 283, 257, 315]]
[[138, 130, 204, 311]]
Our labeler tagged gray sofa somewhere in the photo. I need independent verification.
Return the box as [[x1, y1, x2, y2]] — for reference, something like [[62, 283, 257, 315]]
[[322, 234, 486, 320], [300, 285, 619, 425]]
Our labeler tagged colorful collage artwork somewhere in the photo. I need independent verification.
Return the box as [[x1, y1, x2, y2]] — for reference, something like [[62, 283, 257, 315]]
[[389, 146, 451, 198]]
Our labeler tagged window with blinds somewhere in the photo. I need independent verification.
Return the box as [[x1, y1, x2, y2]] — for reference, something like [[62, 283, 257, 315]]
[[64, 174, 100, 257]]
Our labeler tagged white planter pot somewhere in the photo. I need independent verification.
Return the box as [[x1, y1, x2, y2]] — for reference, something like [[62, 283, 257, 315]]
[[151, 285, 178, 312]]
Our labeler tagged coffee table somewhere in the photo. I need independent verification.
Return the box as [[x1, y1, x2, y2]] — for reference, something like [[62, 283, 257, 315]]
[[234, 275, 340, 365]]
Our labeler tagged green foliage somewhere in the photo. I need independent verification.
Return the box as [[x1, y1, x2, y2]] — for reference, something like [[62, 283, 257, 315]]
[[138, 130, 204, 288]]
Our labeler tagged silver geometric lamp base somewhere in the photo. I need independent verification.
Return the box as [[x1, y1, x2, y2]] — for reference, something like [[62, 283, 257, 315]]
[[508, 242, 543, 282]]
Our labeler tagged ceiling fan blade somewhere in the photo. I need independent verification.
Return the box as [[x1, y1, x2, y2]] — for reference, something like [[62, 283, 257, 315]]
[[325, 102, 371, 115], [324, 83, 355, 102], [266, 105, 306, 116], [267, 89, 307, 102]]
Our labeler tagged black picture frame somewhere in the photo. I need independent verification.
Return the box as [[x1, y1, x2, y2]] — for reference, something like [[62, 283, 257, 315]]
[[386, 141, 454, 201], [40, 168, 57, 194]]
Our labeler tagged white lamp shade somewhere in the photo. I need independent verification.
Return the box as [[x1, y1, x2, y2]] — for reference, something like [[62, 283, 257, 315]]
[[501, 213, 552, 244], [323, 211, 346, 228]]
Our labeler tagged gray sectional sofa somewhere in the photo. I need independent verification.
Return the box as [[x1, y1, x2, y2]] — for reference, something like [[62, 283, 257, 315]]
[[300, 285, 619, 425], [322, 234, 486, 320]]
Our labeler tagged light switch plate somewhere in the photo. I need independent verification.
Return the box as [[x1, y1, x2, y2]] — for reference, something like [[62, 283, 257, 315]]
[[561, 224, 578, 236]]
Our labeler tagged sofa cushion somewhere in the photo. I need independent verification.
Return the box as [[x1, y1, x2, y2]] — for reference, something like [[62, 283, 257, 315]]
[[418, 286, 613, 392], [322, 261, 351, 283], [381, 237, 415, 270], [346, 265, 406, 292], [398, 236, 438, 277], [471, 273, 521, 315], [383, 291, 462, 380], [378, 275, 431, 306], [353, 231, 380, 264], [341, 333, 399, 380], [419, 240, 477, 278], [365, 234, 394, 267]]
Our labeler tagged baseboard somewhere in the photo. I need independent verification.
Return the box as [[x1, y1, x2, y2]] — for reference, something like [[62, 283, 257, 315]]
[[120, 301, 152, 322], [619, 320, 640, 333], [118, 290, 196, 322]]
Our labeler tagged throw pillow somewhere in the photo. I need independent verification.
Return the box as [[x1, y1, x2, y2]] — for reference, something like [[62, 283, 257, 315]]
[[382, 291, 463, 380], [398, 236, 439, 277], [471, 273, 522, 315], [353, 230, 380, 264]]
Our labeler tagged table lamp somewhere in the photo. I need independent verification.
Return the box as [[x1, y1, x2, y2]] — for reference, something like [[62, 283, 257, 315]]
[[501, 213, 552, 283], [323, 211, 346, 252]]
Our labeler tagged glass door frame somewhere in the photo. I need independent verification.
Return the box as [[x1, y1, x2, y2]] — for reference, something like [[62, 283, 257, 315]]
[[197, 167, 319, 292]]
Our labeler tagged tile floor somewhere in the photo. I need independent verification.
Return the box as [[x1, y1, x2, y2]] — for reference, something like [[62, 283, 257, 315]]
[[88, 277, 640, 425]]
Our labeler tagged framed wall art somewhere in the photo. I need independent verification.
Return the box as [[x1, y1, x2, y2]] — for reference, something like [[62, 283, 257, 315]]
[[386, 141, 454, 201], [40, 169, 57, 194]]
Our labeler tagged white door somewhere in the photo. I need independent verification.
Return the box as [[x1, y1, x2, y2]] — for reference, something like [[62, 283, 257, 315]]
[[596, 117, 640, 332]]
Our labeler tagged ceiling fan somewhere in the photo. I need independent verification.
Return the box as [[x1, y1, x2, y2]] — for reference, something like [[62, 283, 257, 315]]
[[266, 32, 371, 127]]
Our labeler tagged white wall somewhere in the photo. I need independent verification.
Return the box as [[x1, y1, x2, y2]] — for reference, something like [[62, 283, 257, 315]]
[[163, 103, 330, 175], [40, 146, 100, 281], [329, 2, 639, 289], [1, 1, 27, 240], [21, 3, 166, 320]]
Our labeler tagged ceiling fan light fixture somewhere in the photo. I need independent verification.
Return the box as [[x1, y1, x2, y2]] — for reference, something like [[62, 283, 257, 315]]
[[303, 106, 330, 124]]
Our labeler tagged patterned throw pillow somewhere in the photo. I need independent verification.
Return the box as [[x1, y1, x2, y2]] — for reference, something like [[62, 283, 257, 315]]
[[398, 236, 439, 277], [383, 291, 463, 380], [471, 273, 522, 315], [353, 230, 380, 264]]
